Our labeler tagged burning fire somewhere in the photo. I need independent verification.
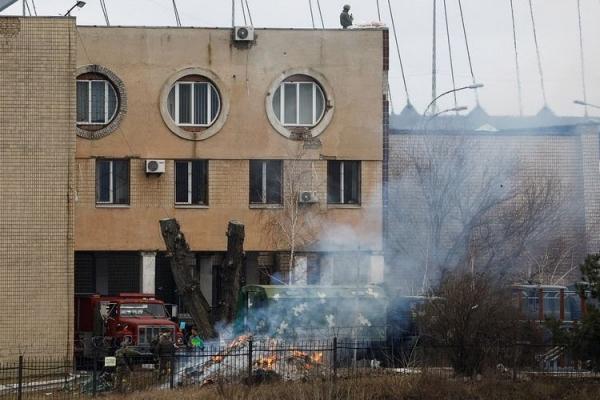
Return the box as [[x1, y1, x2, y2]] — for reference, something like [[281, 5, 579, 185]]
[[255, 355, 278, 369]]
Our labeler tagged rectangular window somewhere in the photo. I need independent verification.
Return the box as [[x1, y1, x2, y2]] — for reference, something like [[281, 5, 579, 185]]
[[175, 160, 209, 205], [327, 161, 361, 205], [96, 159, 130, 205], [249, 160, 282, 205]]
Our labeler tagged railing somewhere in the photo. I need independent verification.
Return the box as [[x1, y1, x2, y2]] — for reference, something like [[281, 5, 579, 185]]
[[1, 340, 598, 399]]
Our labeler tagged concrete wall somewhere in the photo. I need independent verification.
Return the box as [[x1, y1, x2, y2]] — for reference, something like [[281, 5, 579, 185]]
[[73, 27, 384, 253], [0, 17, 75, 359]]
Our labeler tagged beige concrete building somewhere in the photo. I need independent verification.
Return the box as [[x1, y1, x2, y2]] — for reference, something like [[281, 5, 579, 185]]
[[0, 17, 75, 359], [73, 27, 387, 312]]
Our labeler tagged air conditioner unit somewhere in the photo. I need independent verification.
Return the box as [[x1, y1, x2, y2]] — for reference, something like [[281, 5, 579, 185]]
[[145, 159, 165, 174], [234, 26, 255, 42], [299, 191, 318, 204]]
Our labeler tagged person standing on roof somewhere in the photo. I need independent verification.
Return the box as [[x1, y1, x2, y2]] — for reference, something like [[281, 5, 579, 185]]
[[340, 4, 353, 29]]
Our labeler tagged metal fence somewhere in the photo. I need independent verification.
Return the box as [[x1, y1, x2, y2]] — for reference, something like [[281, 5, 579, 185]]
[[1, 339, 598, 399]]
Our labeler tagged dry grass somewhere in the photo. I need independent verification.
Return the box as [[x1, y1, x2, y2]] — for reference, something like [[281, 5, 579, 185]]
[[102, 375, 600, 400]]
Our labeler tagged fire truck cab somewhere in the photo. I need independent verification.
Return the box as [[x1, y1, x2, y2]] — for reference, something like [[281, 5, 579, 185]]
[[75, 293, 182, 357]]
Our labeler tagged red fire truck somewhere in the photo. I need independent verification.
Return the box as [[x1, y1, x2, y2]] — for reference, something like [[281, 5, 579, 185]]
[[75, 293, 182, 357]]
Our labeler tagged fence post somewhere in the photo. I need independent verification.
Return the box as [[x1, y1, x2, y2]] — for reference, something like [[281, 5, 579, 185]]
[[92, 352, 98, 397], [247, 339, 253, 384], [169, 356, 175, 390], [17, 355, 23, 400], [332, 337, 337, 380]]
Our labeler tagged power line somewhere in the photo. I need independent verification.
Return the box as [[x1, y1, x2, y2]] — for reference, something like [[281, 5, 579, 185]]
[[315, 0, 325, 29], [172, 0, 181, 27], [432, 0, 437, 114], [376, 0, 381, 21], [308, 0, 315, 28], [387, 0, 410, 103], [24, 0, 32, 16], [457, 0, 478, 105], [100, 0, 110, 26], [442, 0, 458, 112], [509, 0, 523, 116], [30, 0, 37, 16], [244, 0, 253, 26], [577, 0, 588, 116], [528, 0, 547, 106], [239, 0, 247, 25]]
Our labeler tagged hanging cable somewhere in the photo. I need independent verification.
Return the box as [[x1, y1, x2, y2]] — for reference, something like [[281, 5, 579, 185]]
[[387, 0, 410, 102], [509, 0, 523, 116], [24, 0, 32, 16], [528, 0, 547, 105], [244, 0, 254, 26], [239, 0, 247, 25], [376, 0, 382, 21], [315, 0, 325, 28], [577, 0, 588, 116], [308, 0, 316, 28], [457, 0, 478, 105], [442, 0, 458, 112], [432, 0, 437, 114], [172, 0, 182, 26], [30, 0, 37, 16], [100, 0, 110, 26]]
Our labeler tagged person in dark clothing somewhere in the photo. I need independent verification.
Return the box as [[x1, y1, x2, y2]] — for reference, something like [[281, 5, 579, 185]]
[[154, 332, 176, 376], [340, 4, 353, 29]]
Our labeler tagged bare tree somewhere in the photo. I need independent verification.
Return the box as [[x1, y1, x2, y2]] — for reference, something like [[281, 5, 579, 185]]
[[388, 135, 566, 293], [261, 146, 325, 284], [418, 269, 533, 376]]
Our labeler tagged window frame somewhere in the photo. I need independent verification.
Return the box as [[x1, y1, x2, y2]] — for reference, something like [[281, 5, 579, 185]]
[[169, 81, 221, 127], [327, 160, 361, 205], [95, 159, 130, 206], [76, 79, 119, 125], [249, 160, 283, 205], [174, 160, 209, 206], [274, 81, 325, 127]]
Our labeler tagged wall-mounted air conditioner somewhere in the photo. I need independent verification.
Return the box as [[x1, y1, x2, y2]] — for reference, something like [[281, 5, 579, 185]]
[[145, 160, 165, 174]]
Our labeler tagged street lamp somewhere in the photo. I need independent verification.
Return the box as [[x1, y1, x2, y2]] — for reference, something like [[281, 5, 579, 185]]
[[424, 83, 484, 117], [423, 106, 468, 132], [574, 100, 600, 110], [65, 1, 86, 16]]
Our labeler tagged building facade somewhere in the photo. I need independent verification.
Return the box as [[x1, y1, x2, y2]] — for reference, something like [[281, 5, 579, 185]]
[[0, 17, 75, 359], [73, 27, 387, 312], [388, 106, 600, 294]]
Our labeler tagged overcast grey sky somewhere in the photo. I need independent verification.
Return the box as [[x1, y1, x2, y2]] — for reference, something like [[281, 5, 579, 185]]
[[3, 0, 600, 116]]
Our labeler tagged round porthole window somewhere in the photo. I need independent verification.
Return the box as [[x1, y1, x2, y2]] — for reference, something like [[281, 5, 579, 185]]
[[75, 65, 127, 140], [160, 68, 229, 141], [266, 69, 334, 139]]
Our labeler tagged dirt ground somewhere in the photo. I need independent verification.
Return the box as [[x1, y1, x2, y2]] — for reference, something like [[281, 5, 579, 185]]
[[103, 375, 600, 400]]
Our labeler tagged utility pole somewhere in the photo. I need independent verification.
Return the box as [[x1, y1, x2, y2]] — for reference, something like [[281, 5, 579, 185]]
[[431, 0, 437, 115]]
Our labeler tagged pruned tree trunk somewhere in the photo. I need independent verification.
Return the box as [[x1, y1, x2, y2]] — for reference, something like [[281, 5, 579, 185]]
[[159, 218, 215, 338], [216, 221, 245, 323]]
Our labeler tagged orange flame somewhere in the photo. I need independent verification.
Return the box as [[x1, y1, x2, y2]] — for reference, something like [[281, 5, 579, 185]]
[[255, 355, 278, 369], [311, 352, 323, 364]]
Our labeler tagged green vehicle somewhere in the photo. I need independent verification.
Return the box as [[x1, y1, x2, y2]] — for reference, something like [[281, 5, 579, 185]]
[[235, 285, 388, 341]]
